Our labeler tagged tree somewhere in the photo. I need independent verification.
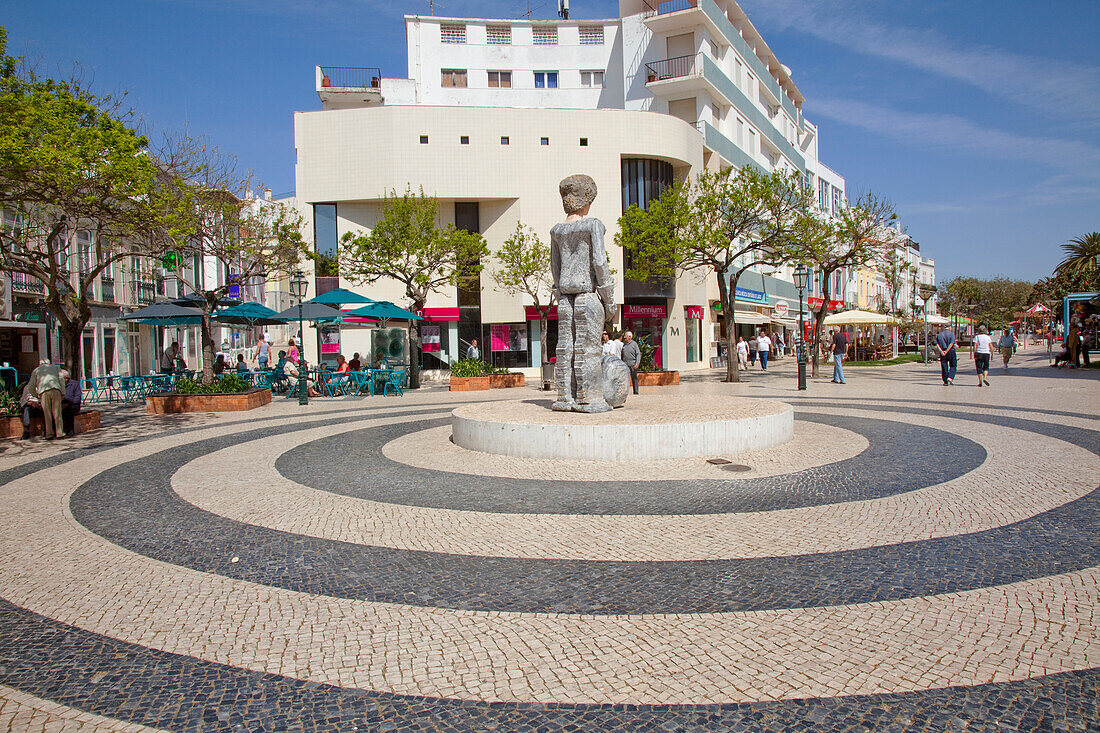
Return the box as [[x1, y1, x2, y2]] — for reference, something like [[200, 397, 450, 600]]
[[339, 187, 488, 389], [149, 137, 305, 384], [617, 166, 806, 382], [492, 222, 555, 379], [791, 192, 895, 376], [1054, 232, 1100, 291], [0, 28, 160, 378]]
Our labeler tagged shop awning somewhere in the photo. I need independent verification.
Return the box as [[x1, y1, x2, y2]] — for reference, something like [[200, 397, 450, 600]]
[[418, 307, 460, 322], [732, 310, 770, 325]]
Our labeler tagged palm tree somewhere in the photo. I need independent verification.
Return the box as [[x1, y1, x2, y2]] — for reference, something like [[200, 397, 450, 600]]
[[1055, 232, 1100, 284]]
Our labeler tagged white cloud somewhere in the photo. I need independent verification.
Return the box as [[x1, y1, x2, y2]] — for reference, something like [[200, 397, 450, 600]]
[[738, 0, 1100, 125]]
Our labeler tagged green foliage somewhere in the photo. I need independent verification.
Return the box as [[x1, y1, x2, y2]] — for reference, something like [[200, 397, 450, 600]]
[[635, 333, 659, 372], [1054, 232, 1100, 290], [492, 223, 553, 302], [938, 275, 1033, 327], [449, 358, 491, 377], [0, 389, 19, 416], [174, 374, 250, 394], [846, 354, 923, 367]]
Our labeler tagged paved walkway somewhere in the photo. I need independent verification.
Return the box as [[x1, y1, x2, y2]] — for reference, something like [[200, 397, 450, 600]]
[[0, 349, 1096, 731]]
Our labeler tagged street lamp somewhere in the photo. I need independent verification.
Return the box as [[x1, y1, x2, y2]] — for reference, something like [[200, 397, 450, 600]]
[[793, 264, 809, 391], [918, 283, 937, 363], [289, 269, 309, 405]]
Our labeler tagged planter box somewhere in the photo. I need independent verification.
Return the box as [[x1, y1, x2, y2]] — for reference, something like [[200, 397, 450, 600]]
[[1, 410, 101, 439], [449, 376, 491, 392], [146, 387, 271, 415], [638, 370, 680, 386], [489, 373, 526, 389]]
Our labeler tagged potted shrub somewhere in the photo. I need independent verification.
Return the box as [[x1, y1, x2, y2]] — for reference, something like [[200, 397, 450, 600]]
[[449, 359, 491, 391], [488, 365, 526, 389], [146, 374, 272, 414], [635, 333, 679, 386]]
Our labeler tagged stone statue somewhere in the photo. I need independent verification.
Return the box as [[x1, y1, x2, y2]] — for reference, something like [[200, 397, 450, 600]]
[[550, 175, 628, 412]]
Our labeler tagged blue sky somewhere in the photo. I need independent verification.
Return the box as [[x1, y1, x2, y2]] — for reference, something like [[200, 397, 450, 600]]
[[4, 0, 1098, 282]]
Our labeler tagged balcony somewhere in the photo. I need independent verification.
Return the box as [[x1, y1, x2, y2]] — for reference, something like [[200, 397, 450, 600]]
[[100, 276, 115, 302], [320, 66, 382, 89], [136, 283, 155, 305], [10, 273, 45, 296], [645, 53, 701, 82]]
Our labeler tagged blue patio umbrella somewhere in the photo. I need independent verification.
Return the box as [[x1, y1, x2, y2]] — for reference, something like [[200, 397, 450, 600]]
[[212, 302, 288, 327], [173, 293, 243, 308], [273, 302, 345, 322], [308, 288, 377, 306], [345, 301, 424, 322]]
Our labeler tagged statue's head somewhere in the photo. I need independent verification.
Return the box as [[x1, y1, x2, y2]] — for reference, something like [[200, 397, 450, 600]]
[[559, 174, 597, 214]]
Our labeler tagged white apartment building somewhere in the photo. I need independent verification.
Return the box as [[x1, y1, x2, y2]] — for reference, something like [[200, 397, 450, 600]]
[[295, 0, 854, 374]]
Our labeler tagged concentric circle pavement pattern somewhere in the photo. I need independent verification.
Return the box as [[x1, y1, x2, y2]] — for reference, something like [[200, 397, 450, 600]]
[[0, 353, 1097, 732]]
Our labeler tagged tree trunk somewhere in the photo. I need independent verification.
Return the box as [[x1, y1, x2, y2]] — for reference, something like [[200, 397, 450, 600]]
[[812, 268, 835, 378], [717, 272, 739, 383], [407, 297, 425, 389], [200, 299, 217, 385], [59, 319, 85, 381]]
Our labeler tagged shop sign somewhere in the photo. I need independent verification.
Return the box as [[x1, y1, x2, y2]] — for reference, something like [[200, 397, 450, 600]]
[[684, 306, 705, 320], [490, 324, 527, 352], [226, 273, 242, 299], [622, 304, 667, 320], [734, 286, 765, 303], [774, 301, 790, 317], [524, 305, 558, 321], [319, 324, 340, 354], [808, 297, 845, 310]]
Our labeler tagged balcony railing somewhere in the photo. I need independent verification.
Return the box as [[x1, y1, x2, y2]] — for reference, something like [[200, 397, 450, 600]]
[[645, 53, 701, 82], [10, 273, 45, 295], [136, 283, 155, 305], [100, 276, 116, 302], [320, 67, 382, 89], [657, 0, 697, 13]]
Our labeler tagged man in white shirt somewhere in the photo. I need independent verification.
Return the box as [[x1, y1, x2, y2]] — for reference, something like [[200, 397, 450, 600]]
[[601, 331, 623, 359], [756, 330, 772, 371]]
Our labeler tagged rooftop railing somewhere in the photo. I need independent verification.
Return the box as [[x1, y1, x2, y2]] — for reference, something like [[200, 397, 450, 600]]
[[657, 0, 697, 13], [319, 67, 382, 89]]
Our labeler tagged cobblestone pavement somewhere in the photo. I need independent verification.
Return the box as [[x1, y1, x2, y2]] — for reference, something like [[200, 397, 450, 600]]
[[0, 349, 1096, 731]]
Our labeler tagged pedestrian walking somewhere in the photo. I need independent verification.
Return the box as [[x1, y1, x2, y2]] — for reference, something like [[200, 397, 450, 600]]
[[257, 334, 270, 370], [756, 330, 772, 371], [748, 335, 757, 367], [601, 331, 623, 359], [934, 326, 957, 385], [830, 328, 848, 384], [998, 329, 1017, 370], [621, 330, 641, 394], [466, 339, 481, 360], [736, 336, 749, 371], [974, 325, 993, 386]]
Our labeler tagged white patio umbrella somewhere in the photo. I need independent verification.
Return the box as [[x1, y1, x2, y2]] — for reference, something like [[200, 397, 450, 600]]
[[822, 310, 900, 326]]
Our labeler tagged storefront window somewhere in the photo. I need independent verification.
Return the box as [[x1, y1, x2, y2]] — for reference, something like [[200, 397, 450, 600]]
[[488, 323, 530, 369], [686, 318, 701, 362]]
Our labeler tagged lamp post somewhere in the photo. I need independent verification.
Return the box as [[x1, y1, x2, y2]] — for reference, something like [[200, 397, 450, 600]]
[[917, 283, 937, 363], [289, 270, 309, 405], [793, 264, 809, 391]]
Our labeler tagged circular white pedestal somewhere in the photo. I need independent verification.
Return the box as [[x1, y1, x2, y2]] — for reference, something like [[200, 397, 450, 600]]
[[451, 395, 794, 461]]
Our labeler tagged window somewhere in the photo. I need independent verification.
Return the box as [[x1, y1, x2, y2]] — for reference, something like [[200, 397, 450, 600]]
[[440, 24, 466, 43], [818, 179, 829, 210], [460, 136, 469, 145], [832, 185, 842, 215], [441, 69, 467, 88], [534, 71, 558, 89], [540, 137, 549, 146], [532, 26, 558, 45], [579, 26, 604, 45], [580, 70, 604, 88], [420, 135, 429, 144], [486, 25, 511, 44], [501, 136, 510, 145], [579, 138, 588, 146], [488, 70, 512, 88]]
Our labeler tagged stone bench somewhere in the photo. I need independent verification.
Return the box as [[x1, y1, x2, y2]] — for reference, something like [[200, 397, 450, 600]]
[[0, 410, 102, 439]]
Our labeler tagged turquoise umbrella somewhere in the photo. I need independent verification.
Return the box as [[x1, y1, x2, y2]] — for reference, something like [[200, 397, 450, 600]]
[[345, 301, 424, 321], [308, 288, 377, 306], [119, 301, 204, 326], [212, 302, 288, 327]]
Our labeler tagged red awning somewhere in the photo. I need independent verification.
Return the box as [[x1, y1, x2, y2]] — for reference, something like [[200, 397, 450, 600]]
[[525, 306, 558, 321], [418, 307, 460, 322]]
